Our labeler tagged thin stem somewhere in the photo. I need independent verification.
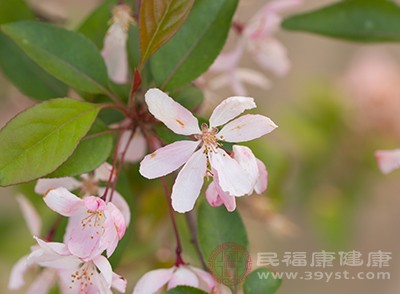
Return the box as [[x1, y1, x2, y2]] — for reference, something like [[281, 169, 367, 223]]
[[101, 103, 130, 117], [160, 176, 184, 266], [185, 211, 209, 270]]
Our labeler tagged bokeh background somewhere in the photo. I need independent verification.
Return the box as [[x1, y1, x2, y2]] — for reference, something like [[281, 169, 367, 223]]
[[1, 0, 400, 293]]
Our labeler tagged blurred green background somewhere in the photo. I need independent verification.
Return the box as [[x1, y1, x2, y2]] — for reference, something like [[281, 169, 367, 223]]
[[0, 0, 400, 293]]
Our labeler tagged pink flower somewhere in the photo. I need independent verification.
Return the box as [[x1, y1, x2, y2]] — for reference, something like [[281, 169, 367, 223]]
[[140, 88, 277, 213], [375, 149, 400, 174], [28, 237, 126, 294], [207, 0, 302, 95], [43, 188, 127, 260], [206, 145, 268, 212], [133, 265, 217, 294], [9, 196, 58, 293], [101, 4, 134, 84]]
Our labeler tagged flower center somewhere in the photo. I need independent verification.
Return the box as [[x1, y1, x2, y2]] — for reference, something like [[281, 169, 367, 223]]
[[199, 123, 220, 153], [69, 262, 95, 292], [81, 210, 105, 239]]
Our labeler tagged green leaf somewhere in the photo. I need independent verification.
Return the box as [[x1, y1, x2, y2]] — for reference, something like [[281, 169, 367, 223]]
[[282, 0, 400, 42], [150, 0, 238, 90], [128, 23, 141, 69], [77, 0, 118, 48], [243, 268, 282, 294], [172, 84, 204, 111], [1, 21, 109, 93], [197, 201, 249, 287], [139, 0, 195, 67], [0, 0, 34, 25], [0, 98, 101, 186], [46, 119, 113, 178], [166, 286, 207, 294], [0, 32, 68, 100]]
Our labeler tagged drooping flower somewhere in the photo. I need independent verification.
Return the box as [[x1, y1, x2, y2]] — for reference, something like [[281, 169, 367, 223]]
[[43, 188, 128, 260], [205, 0, 303, 95], [28, 237, 127, 294], [133, 265, 217, 294], [139, 88, 277, 213], [206, 145, 268, 212], [375, 149, 400, 174], [101, 4, 134, 84], [9, 195, 58, 293]]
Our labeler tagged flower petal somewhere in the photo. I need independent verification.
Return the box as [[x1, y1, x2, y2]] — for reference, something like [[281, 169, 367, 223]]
[[35, 177, 81, 195], [232, 145, 259, 190], [171, 148, 207, 213], [205, 181, 224, 207], [93, 255, 113, 287], [190, 266, 216, 291], [43, 187, 82, 217], [167, 267, 199, 290], [26, 268, 57, 294], [145, 88, 201, 135], [102, 23, 129, 84], [140, 140, 200, 179], [8, 255, 30, 290], [209, 42, 244, 72], [209, 96, 256, 127], [106, 201, 126, 240], [209, 149, 252, 196], [375, 149, 400, 174], [112, 273, 127, 293], [254, 159, 268, 194], [218, 114, 277, 143], [133, 268, 174, 294], [99, 188, 131, 227], [93, 162, 114, 182], [16, 195, 42, 236], [123, 129, 147, 163]]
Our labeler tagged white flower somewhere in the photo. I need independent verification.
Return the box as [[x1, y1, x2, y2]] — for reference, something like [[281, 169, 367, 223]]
[[375, 149, 400, 174], [139, 88, 277, 213]]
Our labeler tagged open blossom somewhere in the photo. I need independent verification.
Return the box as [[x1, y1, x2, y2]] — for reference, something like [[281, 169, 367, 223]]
[[206, 145, 268, 212], [206, 0, 303, 95], [133, 265, 217, 294], [28, 237, 126, 294], [101, 4, 134, 84], [43, 188, 128, 260], [139, 88, 277, 213], [375, 149, 400, 174], [9, 196, 58, 293]]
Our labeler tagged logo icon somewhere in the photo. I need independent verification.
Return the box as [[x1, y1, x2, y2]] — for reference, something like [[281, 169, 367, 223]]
[[207, 242, 252, 286]]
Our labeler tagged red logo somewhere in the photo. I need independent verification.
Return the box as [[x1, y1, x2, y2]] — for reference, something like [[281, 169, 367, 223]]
[[207, 242, 252, 286]]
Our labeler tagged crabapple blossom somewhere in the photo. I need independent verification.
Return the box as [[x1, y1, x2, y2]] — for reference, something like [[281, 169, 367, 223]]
[[28, 237, 127, 294], [207, 0, 303, 95], [375, 149, 400, 174], [8, 196, 58, 293], [206, 145, 268, 212], [133, 265, 218, 294], [43, 187, 128, 260], [139, 88, 277, 213], [101, 4, 134, 84]]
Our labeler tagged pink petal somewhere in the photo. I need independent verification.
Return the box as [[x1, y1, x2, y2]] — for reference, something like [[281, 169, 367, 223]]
[[133, 268, 175, 294], [112, 273, 127, 293], [248, 38, 290, 76], [99, 188, 131, 227], [140, 140, 200, 179], [106, 202, 127, 240], [209, 42, 244, 72], [205, 181, 224, 207], [93, 162, 113, 182], [16, 195, 42, 236], [8, 255, 30, 290], [93, 255, 113, 286], [375, 149, 400, 174], [254, 159, 268, 194], [102, 24, 129, 84], [218, 114, 277, 143], [213, 171, 237, 212], [263, 0, 303, 14], [232, 145, 259, 190], [26, 268, 57, 294], [209, 96, 256, 127], [229, 71, 248, 96], [167, 267, 199, 290], [234, 68, 271, 89], [123, 129, 148, 163], [171, 148, 207, 213], [190, 266, 216, 291], [209, 149, 252, 196], [43, 187, 82, 217], [145, 88, 201, 135], [35, 177, 81, 195]]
